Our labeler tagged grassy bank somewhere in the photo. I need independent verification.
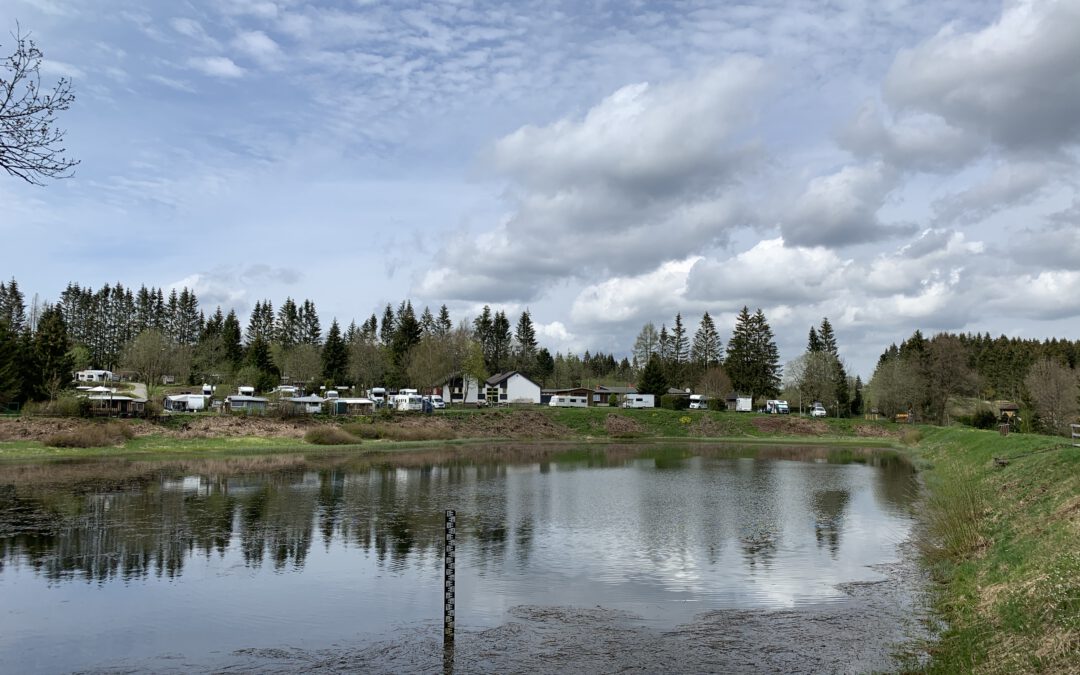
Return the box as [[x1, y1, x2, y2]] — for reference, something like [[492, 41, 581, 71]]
[[0, 407, 901, 460], [912, 426, 1079, 673]]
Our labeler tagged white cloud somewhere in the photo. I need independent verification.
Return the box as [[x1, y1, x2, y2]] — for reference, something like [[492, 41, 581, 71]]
[[884, 0, 1080, 153], [232, 30, 283, 68], [570, 258, 702, 326], [188, 56, 245, 78], [147, 74, 197, 93], [781, 163, 914, 247], [419, 59, 768, 301], [932, 161, 1056, 225], [170, 17, 219, 48]]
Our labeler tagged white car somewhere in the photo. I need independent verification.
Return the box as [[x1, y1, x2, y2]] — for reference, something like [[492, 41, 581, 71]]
[[810, 404, 827, 418], [429, 395, 446, 409]]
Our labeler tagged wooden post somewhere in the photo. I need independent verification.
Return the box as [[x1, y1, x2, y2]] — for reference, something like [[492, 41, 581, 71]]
[[1071, 424, 1080, 448], [444, 509, 456, 643]]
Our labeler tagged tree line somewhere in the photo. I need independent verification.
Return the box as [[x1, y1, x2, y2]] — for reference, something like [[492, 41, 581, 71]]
[[867, 330, 1080, 435]]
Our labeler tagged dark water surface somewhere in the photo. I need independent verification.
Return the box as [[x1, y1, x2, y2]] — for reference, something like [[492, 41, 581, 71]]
[[0, 444, 927, 673]]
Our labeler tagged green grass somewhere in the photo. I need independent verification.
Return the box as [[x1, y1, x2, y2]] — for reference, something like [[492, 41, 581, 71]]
[[910, 426, 1080, 673]]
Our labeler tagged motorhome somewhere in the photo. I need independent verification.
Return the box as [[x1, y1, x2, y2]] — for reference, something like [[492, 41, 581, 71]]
[[621, 394, 655, 409], [394, 392, 423, 411], [688, 394, 708, 410], [368, 387, 387, 407], [549, 395, 588, 408], [163, 393, 209, 412], [735, 396, 752, 412], [238, 385, 256, 396], [766, 399, 790, 414]]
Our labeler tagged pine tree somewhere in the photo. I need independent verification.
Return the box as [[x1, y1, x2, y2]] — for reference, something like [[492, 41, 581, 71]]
[[819, 318, 838, 356], [276, 298, 301, 348], [0, 320, 22, 406], [690, 312, 723, 373], [515, 310, 538, 373], [725, 306, 754, 396], [322, 319, 348, 383], [420, 306, 436, 336], [637, 356, 669, 398], [670, 313, 688, 386], [807, 326, 823, 352], [29, 304, 70, 399], [222, 310, 243, 369], [379, 304, 395, 347], [749, 309, 782, 400], [299, 299, 321, 345], [436, 305, 453, 335]]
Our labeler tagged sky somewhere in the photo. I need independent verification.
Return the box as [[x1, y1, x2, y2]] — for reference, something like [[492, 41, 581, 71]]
[[2, 0, 1079, 379]]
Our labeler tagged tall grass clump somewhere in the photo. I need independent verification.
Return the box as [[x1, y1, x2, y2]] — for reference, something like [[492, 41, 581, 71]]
[[44, 422, 134, 448], [304, 427, 361, 445], [917, 470, 986, 565]]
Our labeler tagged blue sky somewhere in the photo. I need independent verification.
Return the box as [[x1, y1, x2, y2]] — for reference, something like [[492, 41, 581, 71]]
[[3, 0, 1079, 378]]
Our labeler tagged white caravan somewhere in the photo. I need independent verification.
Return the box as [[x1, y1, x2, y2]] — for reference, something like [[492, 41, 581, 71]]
[[394, 392, 423, 411], [549, 395, 588, 408], [688, 394, 708, 410], [622, 394, 656, 409]]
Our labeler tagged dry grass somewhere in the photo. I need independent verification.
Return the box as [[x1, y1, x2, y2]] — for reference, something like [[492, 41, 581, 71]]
[[304, 427, 361, 445], [43, 422, 134, 448]]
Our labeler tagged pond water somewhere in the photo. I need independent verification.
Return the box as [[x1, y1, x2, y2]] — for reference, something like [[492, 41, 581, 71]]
[[0, 444, 924, 673]]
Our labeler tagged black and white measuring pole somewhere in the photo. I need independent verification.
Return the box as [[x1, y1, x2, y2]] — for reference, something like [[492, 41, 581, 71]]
[[444, 509, 456, 642]]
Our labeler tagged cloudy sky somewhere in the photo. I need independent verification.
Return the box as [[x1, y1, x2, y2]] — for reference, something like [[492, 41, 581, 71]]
[[2, 0, 1079, 378]]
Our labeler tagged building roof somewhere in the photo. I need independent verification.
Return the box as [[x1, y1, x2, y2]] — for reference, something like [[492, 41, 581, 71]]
[[485, 371, 542, 388], [286, 395, 325, 403], [226, 395, 269, 403], [595, 385, 637, 395], [542, 387, 594, 395]]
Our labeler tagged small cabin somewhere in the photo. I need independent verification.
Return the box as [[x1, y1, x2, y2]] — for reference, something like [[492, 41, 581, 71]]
[[225, 395, 269, 414]]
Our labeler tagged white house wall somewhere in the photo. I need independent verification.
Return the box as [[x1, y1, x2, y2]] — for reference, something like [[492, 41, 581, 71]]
[[442, 377, 479, 404], [505, 375, 541, 404]]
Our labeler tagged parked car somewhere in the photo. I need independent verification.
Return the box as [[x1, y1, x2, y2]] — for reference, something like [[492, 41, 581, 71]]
[[430, 395, 446, 409], [810, 404, 827, 418]]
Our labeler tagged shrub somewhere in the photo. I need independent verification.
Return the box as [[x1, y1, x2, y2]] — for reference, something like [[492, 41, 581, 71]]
[[25, 395, 92, 418], [660, 394, 689, 411], [901, 428, 922, 445], [970, 407, 998, 430], [44, 422, 133, 448], [304, 427, 361, 445], [342, 422, 381, 439]]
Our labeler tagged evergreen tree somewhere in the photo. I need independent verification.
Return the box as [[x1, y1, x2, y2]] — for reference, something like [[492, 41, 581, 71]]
[[420, 306, 436, 336], [749, 309, 782, 400], [436, 305, 453, 335], [275, 298, 301, 348], [851, 376, 864, 416], [391, 300, 421, 374], [515, 310, 538, 373], [725, 306, 754, 395], [690, 312, 723, 372], [669, 313, 688, 386], [535, 347, 555, 385], [637, 356, 669, 398], [222, 310, 243, 369], [0, 320, 23, 406], [491, 310, 512, 373], [379, 304, 395, 346], [819, 318, 838, 355], [807, 326, 823, 352], [299, 299, 321, 345], [321, 319, 348, 383], [0, 278, 27, 333], [31, 302, 72, 397]]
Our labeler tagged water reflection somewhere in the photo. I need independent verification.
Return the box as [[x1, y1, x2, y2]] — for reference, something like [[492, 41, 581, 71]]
[[0, 444, 918, 672]]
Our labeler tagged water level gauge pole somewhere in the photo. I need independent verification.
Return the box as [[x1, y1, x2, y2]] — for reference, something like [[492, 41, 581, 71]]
[[444, 509, 456, 643]]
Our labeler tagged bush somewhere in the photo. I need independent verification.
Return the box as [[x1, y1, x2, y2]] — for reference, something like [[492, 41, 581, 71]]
[[304, 427, 361, 445], [342, 422, 381, 439], [901, 428, 922, 446], [24, 395, 92, 418], [970, 407, 998, 430], [44, 422, 134, 448], [660, 394, 689, 411]]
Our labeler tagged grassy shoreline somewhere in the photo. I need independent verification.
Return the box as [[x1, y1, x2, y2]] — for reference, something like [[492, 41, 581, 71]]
[[1, 410, 1075, 671], [909, 427, 1079, 673]]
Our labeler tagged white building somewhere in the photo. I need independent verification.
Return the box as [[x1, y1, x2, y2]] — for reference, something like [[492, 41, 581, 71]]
[[484, 371, 542, 405], [440, 375, 481, 405]]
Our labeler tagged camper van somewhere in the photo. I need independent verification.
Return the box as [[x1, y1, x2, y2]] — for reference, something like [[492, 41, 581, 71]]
[[238, 385, 256, 396], [368, 387, 387, 407], [622, 394, 655, 409], [549, 395, 588, 408], [688, 394, 708, 410], [766, 399, 790, 414], [394, 392, 423, 412]]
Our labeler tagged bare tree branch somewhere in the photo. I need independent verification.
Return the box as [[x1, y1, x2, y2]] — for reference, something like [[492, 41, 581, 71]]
[[1, 27, 79, 185]]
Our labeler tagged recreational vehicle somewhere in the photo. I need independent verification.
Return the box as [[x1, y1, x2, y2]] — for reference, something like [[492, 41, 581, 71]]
[[622, 394, 655, 409], [368, 387, 387, 407], [765, 399, 790, 414], [394, 392, 424, 411], [549, 395, 588, 408], [688, 394, 708, 410]]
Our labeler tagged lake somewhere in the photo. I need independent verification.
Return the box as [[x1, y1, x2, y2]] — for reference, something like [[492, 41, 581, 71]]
[[0, 444, 926, 673]]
